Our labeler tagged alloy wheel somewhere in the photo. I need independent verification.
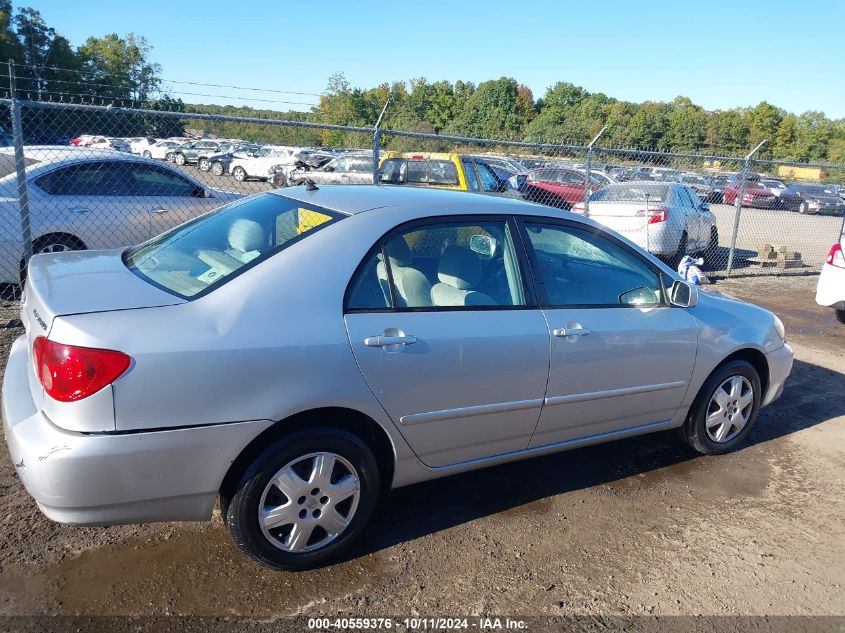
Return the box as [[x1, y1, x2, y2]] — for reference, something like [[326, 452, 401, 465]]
[[258, 452, 360, 553], [705, 375, 754, 443]]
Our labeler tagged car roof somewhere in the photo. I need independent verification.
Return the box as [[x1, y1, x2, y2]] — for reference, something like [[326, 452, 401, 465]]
[[271, 184, 549, 216]]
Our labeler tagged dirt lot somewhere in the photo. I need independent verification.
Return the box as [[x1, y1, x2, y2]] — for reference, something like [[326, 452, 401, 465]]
[[0, 275, 842, 626]]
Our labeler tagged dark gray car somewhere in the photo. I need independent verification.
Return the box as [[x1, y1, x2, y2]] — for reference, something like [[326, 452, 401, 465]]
[[779, 183, 845, 215]]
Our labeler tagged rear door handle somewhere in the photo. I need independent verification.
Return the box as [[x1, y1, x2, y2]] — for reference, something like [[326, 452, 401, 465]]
[[364, 335, 417, 347], [553, 327, 591, 337], [149, 207, 168, 214], [67, 206, 90, 213]]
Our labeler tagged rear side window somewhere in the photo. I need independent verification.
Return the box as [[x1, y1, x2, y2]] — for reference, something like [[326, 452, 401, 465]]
[[126, 193, 341, 298]]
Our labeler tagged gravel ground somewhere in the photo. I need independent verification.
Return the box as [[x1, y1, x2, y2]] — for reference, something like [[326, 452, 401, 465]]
[[0, 275, 842, 626]]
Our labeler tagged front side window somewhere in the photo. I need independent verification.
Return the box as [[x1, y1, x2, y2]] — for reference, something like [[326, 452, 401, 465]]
[[380, 158, 460, 187], [127, 164, 200, 197], [523, 222, 663, 307], [126, 193, 340, 298], [476, 163, 502, 192], [346, 219, 525, 310]]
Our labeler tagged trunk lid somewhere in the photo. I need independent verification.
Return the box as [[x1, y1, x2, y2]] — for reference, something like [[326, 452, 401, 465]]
[[23, 248, 184, 336], [588, 201, 654, 232]]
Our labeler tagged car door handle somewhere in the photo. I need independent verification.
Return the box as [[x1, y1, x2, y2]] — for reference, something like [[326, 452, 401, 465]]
[[149, 207, 168, 214], [553, 327, 591, 337], [67, 206, 90, 213], [364, 335, 417, 347]]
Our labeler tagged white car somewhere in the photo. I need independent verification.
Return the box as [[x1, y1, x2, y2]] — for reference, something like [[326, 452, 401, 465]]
[[816, 223, 845, 324], [759, 179, 788, 197], [129, 137, 158, 155], [229, 146, 297, 182], [579, 181, 718, 262], [0, 154, 242, 284], [142, 140, 184, 160], [88, 137, 130, 152]]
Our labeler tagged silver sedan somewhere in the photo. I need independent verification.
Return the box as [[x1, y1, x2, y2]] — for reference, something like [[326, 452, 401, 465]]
[[3, 185, 793, 570]]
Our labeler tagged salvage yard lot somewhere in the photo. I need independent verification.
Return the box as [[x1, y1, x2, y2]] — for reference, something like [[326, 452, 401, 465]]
[[0, 275, 843, 619]]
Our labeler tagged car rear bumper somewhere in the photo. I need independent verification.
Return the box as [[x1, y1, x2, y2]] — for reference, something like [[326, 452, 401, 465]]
[[2, 335, 272, 526], [762, 343, 793, 407], [816, 262, 845, 310]]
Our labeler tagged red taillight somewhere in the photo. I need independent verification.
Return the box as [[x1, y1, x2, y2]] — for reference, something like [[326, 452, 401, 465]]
[[827, 243, 845, 268], [32, 336, 131, 402], [636, 208, 668, 224], [411, 155, 425, 160]]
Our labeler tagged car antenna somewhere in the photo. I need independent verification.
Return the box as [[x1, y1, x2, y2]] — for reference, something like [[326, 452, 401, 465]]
[[303, 178, 319, 191]]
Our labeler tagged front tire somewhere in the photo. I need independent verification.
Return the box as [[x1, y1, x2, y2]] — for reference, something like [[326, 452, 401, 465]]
[[272, 172, 288, 188], [681, 360, 761, 455], [224, 427, 380, 571], [198, 158, 209, 171], [233, 166, 247, 182], [142, 150, 152, 158], [799, 201, 809, 214], [175, 153, 186, 166], [211, 161, 225, 176]]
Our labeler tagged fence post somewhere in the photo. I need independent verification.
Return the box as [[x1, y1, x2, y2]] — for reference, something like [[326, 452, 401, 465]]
[[726, 140, 767, 276], [583, 125, 606, 218], [372, 97, 391, 184], [8, 60, 32, 271]]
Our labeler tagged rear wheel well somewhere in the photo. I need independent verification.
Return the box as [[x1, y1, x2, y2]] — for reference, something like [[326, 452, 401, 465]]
[[20, 233, 87, 282], [719, 348, 769, 396], [219, 407, 396, 514]]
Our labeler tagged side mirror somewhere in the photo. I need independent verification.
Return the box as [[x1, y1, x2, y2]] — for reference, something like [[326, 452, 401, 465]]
[[670, 279, 698, 308]]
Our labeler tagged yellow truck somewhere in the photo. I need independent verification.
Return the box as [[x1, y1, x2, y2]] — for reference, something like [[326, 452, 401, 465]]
[[777, 165, 828, 182]]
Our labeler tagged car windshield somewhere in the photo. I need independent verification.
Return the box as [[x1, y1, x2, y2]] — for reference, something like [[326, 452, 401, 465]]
[[125, 193, 342, 298], [380, 158, 460, 186], [589, 183, 670, 203]]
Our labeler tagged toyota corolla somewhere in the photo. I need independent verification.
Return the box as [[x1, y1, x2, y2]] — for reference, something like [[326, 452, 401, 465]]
[[3, 185, 793, 570]]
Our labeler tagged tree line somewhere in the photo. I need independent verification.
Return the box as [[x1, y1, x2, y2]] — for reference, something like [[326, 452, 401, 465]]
[[0, 2, 842, 165]]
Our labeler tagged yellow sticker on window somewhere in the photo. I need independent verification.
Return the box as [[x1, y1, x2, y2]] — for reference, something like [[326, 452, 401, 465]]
[[296, 209, 332, 234]]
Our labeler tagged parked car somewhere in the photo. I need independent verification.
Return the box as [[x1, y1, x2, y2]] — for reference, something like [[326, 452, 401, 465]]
[[0, 154, 242, 284], [722, 180, 777, 208], [3, 185, 792, 571], [523, 167, 601, 209], [758, 179, 787, 198], [142, 140, 184, 161], [129, 138, 158, 155], [284, 153, 373, 188], [576, 181, 718, 263], [778, 183, 845, 215], [816, 222, 845, 324], [379, 152, 518, 197], [87, 137, 131, 153], [230, 146, 298, 182], [169, 140, 230, 167], [205, 143, 262, 177], [708, 176, 729, 204], [679, 173, 716, 202]]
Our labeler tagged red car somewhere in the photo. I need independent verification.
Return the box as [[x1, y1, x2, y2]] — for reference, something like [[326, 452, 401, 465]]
[[722, 181, 777, 208], [524, 168, 601, 209]]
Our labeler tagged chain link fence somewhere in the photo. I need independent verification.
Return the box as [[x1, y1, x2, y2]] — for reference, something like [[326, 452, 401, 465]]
[[0, 95, 842, 292]]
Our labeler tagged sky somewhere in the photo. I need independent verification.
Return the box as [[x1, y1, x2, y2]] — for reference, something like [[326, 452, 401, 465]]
[[27, 0, 845, 118]]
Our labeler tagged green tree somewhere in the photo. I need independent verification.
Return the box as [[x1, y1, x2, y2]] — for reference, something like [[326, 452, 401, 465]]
[[0, 0, 22, 75], [78, 32, 161, 103], [447, 77, 526, 140], [666, 97, 706, 151], [745, 101, 782, 158], [628, 102, 672, 150], [705, 110, 749, 153]]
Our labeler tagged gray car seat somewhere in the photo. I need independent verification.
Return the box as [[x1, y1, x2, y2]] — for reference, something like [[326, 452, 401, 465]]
[[226, 218, 267, 263], [430, 245, 497, 306], [376, 238, 433, 307]]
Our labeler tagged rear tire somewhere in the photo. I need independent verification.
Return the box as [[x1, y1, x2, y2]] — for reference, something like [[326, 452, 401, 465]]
[[175, 153, 186, 166], [33, 233, 86, 255], [211, 161, 225, 176], [799, 201, 809, 214], [836, 309, 845, 325], [142, 150, 152, 158], [233, 166, 247, 182], [224, 427, 380, 571], [680, 360, 761, 455], [272, 172, 288, 188], [198, 158, 210, 171], [671, 231, 688, 268]]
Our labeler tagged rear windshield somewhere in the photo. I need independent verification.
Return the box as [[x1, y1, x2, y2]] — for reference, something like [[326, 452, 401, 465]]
[[125, 193, 342, 298], [590, 183, 670, 204], [380, 158, 459, 186]]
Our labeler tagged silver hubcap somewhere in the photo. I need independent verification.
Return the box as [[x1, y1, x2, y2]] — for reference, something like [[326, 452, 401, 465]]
[[259, 452, 360, 553], [706, 375, 754, 443]]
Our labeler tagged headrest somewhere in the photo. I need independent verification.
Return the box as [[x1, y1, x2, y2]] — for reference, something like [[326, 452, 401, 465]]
[[228, 219, 266, 253], [384, 237, 412, 267], [438, 245, 482, 290]]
